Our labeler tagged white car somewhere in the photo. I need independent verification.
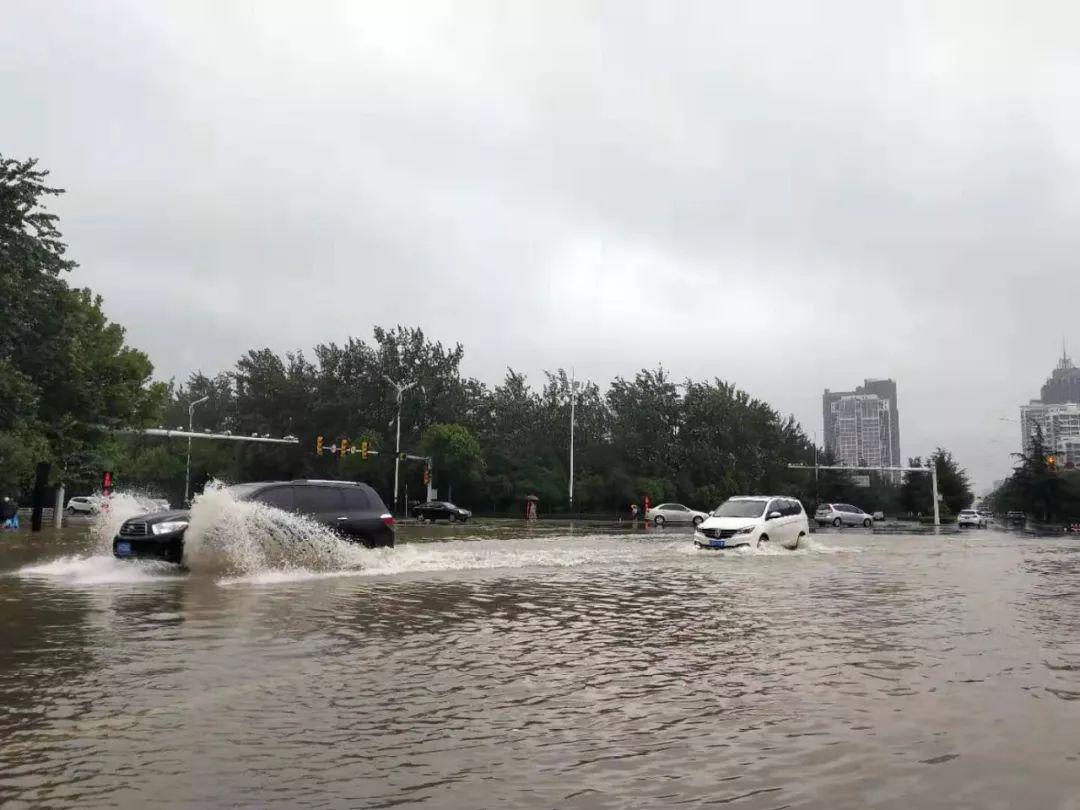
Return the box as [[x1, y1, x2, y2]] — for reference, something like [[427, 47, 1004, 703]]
[[958, 509, 987, 528], [694, 496, 809, 551], [65, 496, 100, 515], [646, 502, 709, 527], [815, 503, 874, 528]]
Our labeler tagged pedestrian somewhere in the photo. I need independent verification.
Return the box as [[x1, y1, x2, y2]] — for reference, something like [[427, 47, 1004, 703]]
[[630, 503, 639, 522], [1, 497, 18, 530]]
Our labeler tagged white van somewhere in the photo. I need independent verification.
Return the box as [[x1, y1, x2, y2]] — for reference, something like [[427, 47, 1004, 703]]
[[694, 496, 809, 550]]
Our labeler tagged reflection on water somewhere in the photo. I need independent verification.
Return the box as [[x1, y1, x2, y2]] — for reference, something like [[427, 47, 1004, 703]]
[[3, 526, 1080, 808]]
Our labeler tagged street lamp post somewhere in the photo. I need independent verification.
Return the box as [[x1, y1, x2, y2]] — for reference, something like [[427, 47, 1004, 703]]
[[384, 376, 417, 516], [184, 395, 210, 505]]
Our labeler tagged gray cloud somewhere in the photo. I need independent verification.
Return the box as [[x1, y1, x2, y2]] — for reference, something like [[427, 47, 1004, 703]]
[[4, 0, 1079, 490]]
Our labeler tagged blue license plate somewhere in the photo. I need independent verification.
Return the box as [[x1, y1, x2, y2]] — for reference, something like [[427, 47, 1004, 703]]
[[708, 539, 726, 548], [116, 541, 132, 557]]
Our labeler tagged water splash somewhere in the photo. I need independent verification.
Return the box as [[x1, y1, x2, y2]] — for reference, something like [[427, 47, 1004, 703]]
[[89, 491, 173, 552], [18, 555, 185, 585], [181, 482, 360, 575]]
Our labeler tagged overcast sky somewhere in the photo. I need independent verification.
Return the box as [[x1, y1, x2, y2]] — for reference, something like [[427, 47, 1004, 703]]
[[5, 1, 1079, 491]]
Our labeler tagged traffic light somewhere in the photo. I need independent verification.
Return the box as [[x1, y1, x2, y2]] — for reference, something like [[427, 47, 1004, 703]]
[[316, 435, 324, 456], [361, 440, 369, 460], [340, 438, 350, 456]]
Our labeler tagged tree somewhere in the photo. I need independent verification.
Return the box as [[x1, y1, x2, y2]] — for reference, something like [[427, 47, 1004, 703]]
[[421, 423, 485, 503], [0, 155, 163, 495], [992, 426, 1068, 522], [901, 449, 972, 518]]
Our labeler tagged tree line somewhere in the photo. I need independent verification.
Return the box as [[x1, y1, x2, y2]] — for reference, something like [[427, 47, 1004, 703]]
[[990, 427, 1080, 524], [2, 153, 976, 517]]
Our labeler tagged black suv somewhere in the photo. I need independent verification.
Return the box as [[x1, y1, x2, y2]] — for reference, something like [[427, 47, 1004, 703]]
[[412, 501, 472, 523], [113, 480, 394, 564]]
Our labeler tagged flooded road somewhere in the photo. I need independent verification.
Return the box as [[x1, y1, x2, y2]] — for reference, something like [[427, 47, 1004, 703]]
[[3, 522, 1080, 808]]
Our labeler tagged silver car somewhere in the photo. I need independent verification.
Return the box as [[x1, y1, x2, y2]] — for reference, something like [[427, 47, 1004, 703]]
[[646, 503, 709, 527], [815, 503, 874, 528]]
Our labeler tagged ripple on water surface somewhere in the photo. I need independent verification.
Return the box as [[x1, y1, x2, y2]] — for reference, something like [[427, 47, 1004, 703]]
[[3, 522, 1080, 808]]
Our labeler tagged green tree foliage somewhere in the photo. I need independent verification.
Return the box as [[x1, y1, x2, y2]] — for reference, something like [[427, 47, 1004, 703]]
[[421, 423, 485, 502], [118, 344, 844, 514], [0, 155, 163, 494], [900, 449, 973, 518], [990, 427, 1076, 522]]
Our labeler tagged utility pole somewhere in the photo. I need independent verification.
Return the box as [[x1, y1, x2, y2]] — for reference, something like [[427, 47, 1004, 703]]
[[184, 395, 210, 505], [569, 367, 576, 510], [384, 375, 417, 516], [930, 460, 941, 529]]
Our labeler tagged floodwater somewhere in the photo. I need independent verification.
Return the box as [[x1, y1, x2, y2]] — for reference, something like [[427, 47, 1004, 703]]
[[3, 517, 1080, 809]]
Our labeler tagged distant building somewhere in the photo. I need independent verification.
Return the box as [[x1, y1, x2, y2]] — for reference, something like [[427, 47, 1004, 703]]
[[1040, 345, 1080, 404], [1021, 401, 1080, 468], [1018, 345, 1080, 468], [823, 378, 901, 469]]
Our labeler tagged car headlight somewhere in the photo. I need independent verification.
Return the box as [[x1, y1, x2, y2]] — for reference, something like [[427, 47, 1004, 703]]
[[152, 520, 189, 535], [733, 526, 754, 535]]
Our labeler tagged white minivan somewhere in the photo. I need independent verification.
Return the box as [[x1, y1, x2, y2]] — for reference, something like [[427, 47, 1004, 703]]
[[694, 496, 809, 551]]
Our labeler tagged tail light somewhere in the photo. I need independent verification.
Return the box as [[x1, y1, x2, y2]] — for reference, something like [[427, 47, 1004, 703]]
[[381, 513, 395, 528]]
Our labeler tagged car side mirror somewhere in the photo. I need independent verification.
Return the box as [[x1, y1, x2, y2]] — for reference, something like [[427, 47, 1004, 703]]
[[768, 511, 782, 520]]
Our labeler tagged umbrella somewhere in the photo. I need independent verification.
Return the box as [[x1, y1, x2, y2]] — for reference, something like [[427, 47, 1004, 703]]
[[525, 494, 540, 502]]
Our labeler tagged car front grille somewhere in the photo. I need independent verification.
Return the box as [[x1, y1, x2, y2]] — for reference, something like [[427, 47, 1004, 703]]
[[700, 528, 743, 540], [120, 521, 148, 537]]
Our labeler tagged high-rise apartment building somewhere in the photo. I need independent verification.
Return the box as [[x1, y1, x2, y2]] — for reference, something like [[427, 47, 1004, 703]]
[[1018, 346, 1080, 468], [823, 379, 901, 468], [1021, 402, 1080, 468]]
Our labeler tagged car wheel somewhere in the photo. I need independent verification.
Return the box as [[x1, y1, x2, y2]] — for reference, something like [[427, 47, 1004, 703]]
[[653, 515, 666, 527], [793, 532, 805, 550], [757, 534, 769, 548], [863, 518, 872, 528], [459, 515, 469, 523], [66, 507, 75, 515], [693, 516, 703, 526], [832, 517, 842, 527]]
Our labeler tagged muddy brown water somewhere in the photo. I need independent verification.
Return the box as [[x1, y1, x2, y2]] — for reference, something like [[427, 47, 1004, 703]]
[[2, 522, 1080, 808]]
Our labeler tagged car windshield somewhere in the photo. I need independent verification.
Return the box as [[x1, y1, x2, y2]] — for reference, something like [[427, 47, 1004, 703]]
[[714, 499, 768, 518], [443, 502, 458, 509]]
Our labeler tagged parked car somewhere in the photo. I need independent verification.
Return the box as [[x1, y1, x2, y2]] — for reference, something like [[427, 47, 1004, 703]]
[[65, 496, 100, 515], [113, 480, 394, 564], [646, 502, 709, 527], [872, 511, 885, 521], [412, 501, 472, 523], [815, 503, 874, 528], [1006, 510, 1026, 524], [958, 509, 987, 528], [694, 496, 808, 550]]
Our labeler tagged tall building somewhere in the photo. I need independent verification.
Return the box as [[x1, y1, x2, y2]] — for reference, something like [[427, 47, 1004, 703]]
[[823, 378, 901, 468], [1040, 344, 1080, 404], [1020, 402, 1080, 468], [1018, 345, 1080, 468]]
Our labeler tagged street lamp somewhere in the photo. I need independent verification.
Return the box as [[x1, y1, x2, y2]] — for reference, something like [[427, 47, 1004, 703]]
[[184, 395, 210, 505], [384, 375, 418, 516]]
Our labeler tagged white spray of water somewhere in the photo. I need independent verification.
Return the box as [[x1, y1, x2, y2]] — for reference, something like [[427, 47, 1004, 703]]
[[181, 482, 361, 575], [89, 491, 174, 553]]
